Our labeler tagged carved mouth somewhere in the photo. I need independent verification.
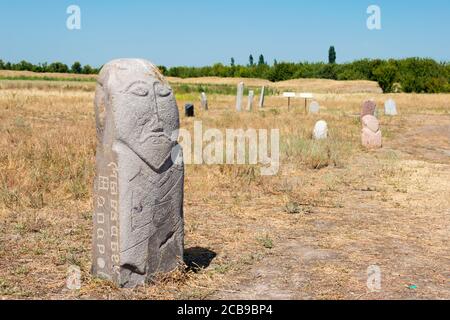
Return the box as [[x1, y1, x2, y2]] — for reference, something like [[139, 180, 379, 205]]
[[134, 134, 175, 171], [140, 131, 169, 144]]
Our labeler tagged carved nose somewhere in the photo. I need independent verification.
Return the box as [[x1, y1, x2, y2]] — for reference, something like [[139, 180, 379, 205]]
[[150, 114, 164, 132], [151, 124, 163, 133]]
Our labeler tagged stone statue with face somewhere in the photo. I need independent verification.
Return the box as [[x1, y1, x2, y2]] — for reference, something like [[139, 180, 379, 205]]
[[92, 59, 184, 288]]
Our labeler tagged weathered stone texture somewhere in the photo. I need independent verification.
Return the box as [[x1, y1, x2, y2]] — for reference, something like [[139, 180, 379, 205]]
[[92, 59, 184, 288]]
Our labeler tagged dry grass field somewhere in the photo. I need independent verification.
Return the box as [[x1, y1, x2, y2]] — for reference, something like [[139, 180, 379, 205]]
[[0, 74, 449, 300]]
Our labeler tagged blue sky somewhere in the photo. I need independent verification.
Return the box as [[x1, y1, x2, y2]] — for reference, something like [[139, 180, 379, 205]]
[[0, 0, 449, 67]]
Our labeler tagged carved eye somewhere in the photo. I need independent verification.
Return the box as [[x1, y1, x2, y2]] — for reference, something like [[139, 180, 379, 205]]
[[154, 83, 172, 97], [127, 82, 149, 97]]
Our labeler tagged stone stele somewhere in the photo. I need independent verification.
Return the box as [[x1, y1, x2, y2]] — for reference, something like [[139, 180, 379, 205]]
[[200, 92, 208, 111], [384, 98, 398, 116], [236, 82, 244, 112], [313, 120, 328, 140], [309, 101, 320, 114], [361, 115, 382, 149], [247, 90, 254, 111], [361, 100, 377, 119], [259, 86, 265, 109], [92, 59, 184, 288]]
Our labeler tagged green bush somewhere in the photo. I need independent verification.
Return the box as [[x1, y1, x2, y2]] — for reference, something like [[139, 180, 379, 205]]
[[372, 62, 398, 93]]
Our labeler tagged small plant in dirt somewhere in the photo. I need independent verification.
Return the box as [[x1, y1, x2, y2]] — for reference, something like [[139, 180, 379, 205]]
[[284, 201, 301, 214], [284, 201, 313, 215], [257, 234, 274, 249]]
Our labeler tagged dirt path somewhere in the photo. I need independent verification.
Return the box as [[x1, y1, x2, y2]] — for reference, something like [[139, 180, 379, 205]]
[[214, 115, 450, 300]]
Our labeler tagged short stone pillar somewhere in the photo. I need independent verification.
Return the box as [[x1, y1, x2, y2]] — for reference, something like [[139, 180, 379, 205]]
[[309, 101, 320, 114], [259, 86, 265, 109], [92, 59, 184, 288], [236, 82, 244, 112], [384, 98, 398, 116], [185, 104, 195, 117], [313, 120, 328, 140], [200, 92, 208, 111], [361, 115, 382, 149], [361, 100, 377, 119], [247, 90, 254, 111]]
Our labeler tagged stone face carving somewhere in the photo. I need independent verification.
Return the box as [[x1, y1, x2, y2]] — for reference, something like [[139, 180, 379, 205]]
[[361, 100, 377, 119], [259, 86, 265, 109], [247, 90, 254, 111], [200, 92, 208, 111], [309, 101, 320, 114], [185, 103, 194, 117], [313, 120, 328, 140], [384, 98, 398, 116], [361, 115, 382, 149], [236, 82, 244, 112], [92, 59, 184, 288]]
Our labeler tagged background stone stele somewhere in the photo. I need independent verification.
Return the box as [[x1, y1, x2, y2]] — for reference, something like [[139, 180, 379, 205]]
[[362, 114, 380, 133], [361, 100, 377, 119], [259, 86, 265, 109], [247, 90, 254, 111], [384, 98, 398, 116], [313, 120, 328, 140], [361, 115, 382, 149], [92, 59, 184, 288], [200, 92, 208, 111], [185, 103, 195, 117], [309, 101, 320, 114], [236, 82, 244, 112]]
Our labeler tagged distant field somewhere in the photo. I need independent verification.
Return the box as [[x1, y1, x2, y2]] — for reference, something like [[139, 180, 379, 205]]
[[0, 70, 382, 94]]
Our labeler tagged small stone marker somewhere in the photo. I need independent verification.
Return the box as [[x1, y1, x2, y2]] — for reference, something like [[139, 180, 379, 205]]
[[236, 82, 244, 112], [185, 103, 194, 117], [247, 90, 254, 111], [361, 115, 382, 149], [309, 101, 320, 114], [361, 100, 377, 119], [92, 59, 184, 288], [200, 92, 208, 111], [313, 120, 328, 140], [259, 86, 265, 109], [384, 98, 398, 116]]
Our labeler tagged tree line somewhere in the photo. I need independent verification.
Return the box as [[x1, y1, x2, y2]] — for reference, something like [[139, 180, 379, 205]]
[[0, 60, 99, 75], [163, 56, 450, 93], [1, 55, 449, 93]]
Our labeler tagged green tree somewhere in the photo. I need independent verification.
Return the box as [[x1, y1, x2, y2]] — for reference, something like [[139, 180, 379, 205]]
[[82, 64, 94, 74], [47, 62, 69, 73], [258, 54, 266, 66], [230, 57, 235, 67], [157, 65, 167, 75], [372, 63, 398, 93], [328, 46, 336, 64], [14, 60, 34, 71], [249, 54, 254, 67], [71, 61, 82, 74]]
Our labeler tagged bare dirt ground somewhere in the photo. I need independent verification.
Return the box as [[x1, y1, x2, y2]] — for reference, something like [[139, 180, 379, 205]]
[[0, 79, 448, 300]]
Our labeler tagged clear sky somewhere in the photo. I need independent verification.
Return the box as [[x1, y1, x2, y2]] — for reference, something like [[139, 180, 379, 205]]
[[0, 0, 449, 67]]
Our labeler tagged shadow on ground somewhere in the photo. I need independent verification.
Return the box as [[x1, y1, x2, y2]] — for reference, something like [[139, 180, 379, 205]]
[[184, 247, 217, 272]]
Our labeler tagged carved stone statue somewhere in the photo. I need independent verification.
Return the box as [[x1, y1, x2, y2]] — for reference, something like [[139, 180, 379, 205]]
[[361, 115, 382, 149], [92, 59, 184, 288]]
